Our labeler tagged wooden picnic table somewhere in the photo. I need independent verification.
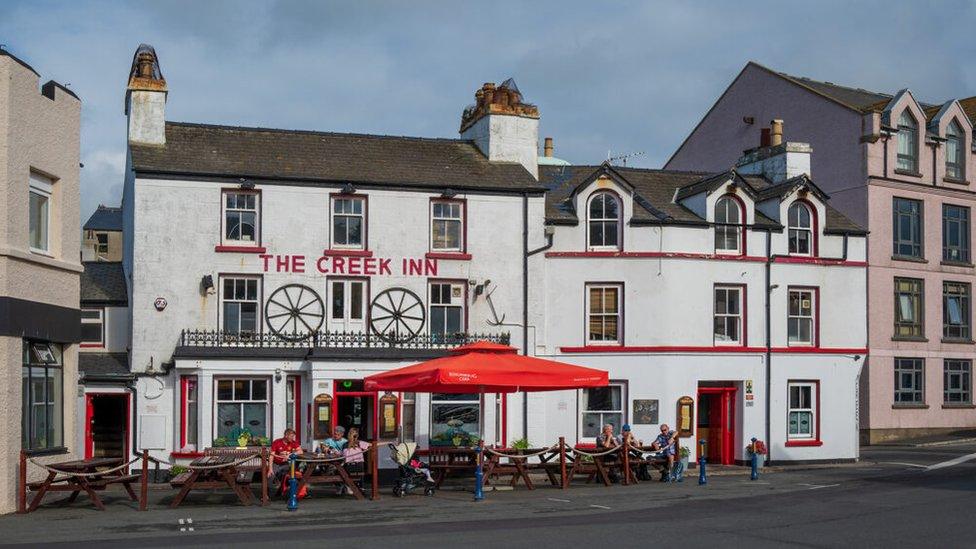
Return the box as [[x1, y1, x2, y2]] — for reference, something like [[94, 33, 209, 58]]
[[293, 456, 366, 501], [169, 454, 255, 508], [26, 457, 140, 512], [484, 447, 563, 490], [417, 447, 478, 488]]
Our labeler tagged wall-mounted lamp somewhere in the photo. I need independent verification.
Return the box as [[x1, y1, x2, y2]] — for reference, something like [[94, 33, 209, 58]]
[[239, 178, 255, 190], [201, 275, 215, 295], [274, 368, 282, 382], [340, 183, 356, 194], [441, 188, 457, 199]]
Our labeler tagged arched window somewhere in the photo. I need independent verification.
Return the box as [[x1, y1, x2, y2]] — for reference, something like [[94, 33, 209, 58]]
[[587, 192, 621, 250], [946, 119, 965, 181], [714, 196, 743, 254], [788, 202, 814, 256], [897, 111, 919, 173]]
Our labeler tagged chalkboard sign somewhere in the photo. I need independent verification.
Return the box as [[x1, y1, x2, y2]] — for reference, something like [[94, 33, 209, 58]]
[[632, 399, 659, 424]]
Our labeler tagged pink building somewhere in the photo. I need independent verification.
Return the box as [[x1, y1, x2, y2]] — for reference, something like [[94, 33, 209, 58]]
[[667, 62, 976, 443]]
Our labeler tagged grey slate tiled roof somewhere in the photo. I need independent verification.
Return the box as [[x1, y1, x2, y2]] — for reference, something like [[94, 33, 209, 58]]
[[130, 122, 542, 192], [79, 353, 130, 379], [81, 262, 127, 305], [540, 164, 865, 235], [83, 205, 122, 231]]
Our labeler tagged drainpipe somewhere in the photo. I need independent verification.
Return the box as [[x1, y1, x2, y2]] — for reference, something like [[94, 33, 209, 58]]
[[522, 192, 529, 440], [764, 229, 772, 465]]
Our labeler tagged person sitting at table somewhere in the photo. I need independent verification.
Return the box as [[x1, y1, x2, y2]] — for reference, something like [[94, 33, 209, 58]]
[[621, 424, 651, 481], [319, 425, 347, 455], [595, 423, 622, 483], [650, 423, 679, 482], [270, 428, 303, 489], [341, 427, 371, 493]]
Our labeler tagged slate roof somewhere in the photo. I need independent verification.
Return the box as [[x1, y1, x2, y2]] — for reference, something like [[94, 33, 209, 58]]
[[540, 164, 865, 235], [83, 205, 122, 231], [743, 175, 865, 235], [130, 122, 542, 192], [79, 353, 131, 379], [81, 262, 127, 305]]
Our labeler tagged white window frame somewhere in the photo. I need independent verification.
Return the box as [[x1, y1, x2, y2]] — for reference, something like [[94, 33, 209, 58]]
[[578, 381, 626, 441], [331, 196, 366, 250], [220, 276, 261, 335], [29, 172, 53, 254], [787, 288, 816, 347], [946, 119, 966, 180], [713, 285, 743, 346], [788, 202, 814, 256], [182, 375, 198, 450], [400, 392, 416, 443], [214, 377, 270, 440], [586, 191, 622, 251], [585, 283, 622, 346], [286, 377, 297, 432], [787, 381, 817, 441], [429, 281, 466, 339], [221, 190, 260, 246], [80, 307, 105, 348], [714, 196, 743, 255], [897, 110, 919, 173], [430, 200, 464, 252]]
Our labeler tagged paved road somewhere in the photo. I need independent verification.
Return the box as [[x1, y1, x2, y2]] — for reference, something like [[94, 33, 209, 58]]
[[4, 443, 975, 548]]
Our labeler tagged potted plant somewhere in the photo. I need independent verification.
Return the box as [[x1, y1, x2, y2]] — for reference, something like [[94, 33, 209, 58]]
[[746, 438, 767, 468], [511, 437, 530, 452], [678, 445, 690, 470]]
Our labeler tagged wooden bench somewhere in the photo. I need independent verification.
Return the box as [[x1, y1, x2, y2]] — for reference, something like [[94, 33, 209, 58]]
[[204, 447, 265, 481], [420, 448, 477, 488]]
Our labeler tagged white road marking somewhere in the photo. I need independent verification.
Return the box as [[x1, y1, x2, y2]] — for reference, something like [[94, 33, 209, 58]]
[[179, 518, 194, 533], [799, 483, 840, 490], [590, 504, 611, 510], [880, 462, 928, 468], [547, 498, 571, 503], [926, 452, 976, 471]]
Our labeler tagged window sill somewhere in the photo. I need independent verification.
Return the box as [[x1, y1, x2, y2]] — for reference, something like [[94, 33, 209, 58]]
[[425, 252, 472, 261], [891, 255, 927, 264], [892, 403, 929, 409], [24, 446, 69, 458], [215, 245, 267, 254], [941, 338, 974, 345], [29, 248, 55, 258], [894, 169, 923, 178], [943, 177, 969, 185], [891, 336, 928, 343], [321, 249, 373, 258], [942, 403, 976, 409], [940, 260, 974, 268], [784, 440, 823, 447]]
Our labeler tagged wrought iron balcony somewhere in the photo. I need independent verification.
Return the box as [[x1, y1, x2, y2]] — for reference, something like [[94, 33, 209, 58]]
[[175, 329, 511, 360]]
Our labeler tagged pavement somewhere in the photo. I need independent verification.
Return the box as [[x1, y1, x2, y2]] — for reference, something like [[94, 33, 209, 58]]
[[2, 443, 975, 548]]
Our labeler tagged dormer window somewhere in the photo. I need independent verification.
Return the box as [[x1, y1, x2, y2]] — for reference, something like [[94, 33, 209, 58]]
[[897, 111, 919, 173], [714, 196, 743, 254], [946, 119, 965, 181], [788, 202, 814, 256], [587, 191, 621, 251]]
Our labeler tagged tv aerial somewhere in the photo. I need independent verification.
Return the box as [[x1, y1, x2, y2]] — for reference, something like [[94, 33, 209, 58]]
[[607, 150, 646, 166]]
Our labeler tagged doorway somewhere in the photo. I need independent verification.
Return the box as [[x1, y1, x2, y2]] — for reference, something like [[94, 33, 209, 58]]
[[696, 386, 737, 465], [334, 392, 375, 439], [85, 393, 129, 459]]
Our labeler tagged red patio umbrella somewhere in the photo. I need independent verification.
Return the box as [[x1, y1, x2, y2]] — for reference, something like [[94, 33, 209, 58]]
[[363, 341, 609, 393]]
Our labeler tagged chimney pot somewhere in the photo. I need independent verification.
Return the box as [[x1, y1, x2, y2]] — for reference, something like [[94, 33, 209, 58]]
[[760, 128, 771, 147], [544, 137, 553, 158], [770, 119, 784, 147]]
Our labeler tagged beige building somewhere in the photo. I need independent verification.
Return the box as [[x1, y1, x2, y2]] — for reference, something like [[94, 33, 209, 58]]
[[0, 49, 82, 513], [82, 205, 123, 262]]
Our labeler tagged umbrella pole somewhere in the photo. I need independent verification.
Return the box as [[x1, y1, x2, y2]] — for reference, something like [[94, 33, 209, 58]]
[[474, 391, 486, 501]]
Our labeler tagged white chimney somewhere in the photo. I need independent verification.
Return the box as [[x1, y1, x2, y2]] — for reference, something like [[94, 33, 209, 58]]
[[125, 44, 167, 146], [459, 79, 539, 179]]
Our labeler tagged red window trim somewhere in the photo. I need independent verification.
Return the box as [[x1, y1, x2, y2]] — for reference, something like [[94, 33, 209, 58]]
[[714, 193, 747, 257], [214, 245, 267, 254], [179, 375, 198, 450], [425, 252, 472, 261], [786, 379, 821, 446], [328, 193, 369, 252], [714, 283, 747, 347], [321, 249, 374, 258], [787, 286, 820, 348], [546, 251, 767, 262], [220, 188, 262, 248], [584, 282, 625, 347], [427, 278, 469, 335], [558, 345, 867, 355], [585, 189, 624, 252], [288, 375, 302, 437], [429, 197, 467, 254], [772, 256, 865, 267], [787, 199, 820, 257]]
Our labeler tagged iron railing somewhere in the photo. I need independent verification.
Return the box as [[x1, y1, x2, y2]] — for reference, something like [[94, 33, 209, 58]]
[[178, 329, 510, 350]]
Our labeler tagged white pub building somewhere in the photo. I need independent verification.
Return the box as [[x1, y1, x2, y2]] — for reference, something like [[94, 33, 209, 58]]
[[118, 45, 866, 468]]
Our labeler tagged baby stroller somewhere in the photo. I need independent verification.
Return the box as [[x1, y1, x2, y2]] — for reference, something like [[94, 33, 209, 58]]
[[389, 442, 436, 497]]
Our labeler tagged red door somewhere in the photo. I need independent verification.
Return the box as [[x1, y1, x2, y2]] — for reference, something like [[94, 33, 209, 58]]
[[697, 387, 737, 465]]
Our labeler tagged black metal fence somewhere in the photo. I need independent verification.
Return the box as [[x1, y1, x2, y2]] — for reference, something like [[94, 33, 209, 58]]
[[178, 329, 510, 350]]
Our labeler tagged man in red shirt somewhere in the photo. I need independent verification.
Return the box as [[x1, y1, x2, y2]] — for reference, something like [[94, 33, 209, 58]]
[[270, 428, 303, 487]]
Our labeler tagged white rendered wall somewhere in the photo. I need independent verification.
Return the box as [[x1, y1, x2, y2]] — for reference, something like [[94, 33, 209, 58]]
[[461, 114, 539, 179]]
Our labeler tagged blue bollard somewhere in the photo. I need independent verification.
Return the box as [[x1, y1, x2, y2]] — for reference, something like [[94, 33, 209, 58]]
[[698, 439, 707, 485], [287, 453, 299, 511], [750, 437, 759, 481], [474, 442, 485, 501]]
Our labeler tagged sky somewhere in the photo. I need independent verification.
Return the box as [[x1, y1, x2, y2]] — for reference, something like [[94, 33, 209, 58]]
[[3, 0, 976, 225]]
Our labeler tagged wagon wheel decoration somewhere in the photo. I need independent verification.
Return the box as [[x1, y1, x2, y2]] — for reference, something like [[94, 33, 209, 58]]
[[265, 284, 324, 341], [369, 288, 426, 342]]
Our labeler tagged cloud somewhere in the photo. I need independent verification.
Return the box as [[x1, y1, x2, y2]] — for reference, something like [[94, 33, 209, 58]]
[[2, 0, 974, 225]]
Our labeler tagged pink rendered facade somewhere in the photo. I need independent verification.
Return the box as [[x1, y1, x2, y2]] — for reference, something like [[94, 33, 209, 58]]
[[668, 62, 976, 443]]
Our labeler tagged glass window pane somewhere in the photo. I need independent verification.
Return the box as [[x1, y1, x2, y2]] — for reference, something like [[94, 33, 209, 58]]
[[251, 380, 267, 401], [430, 403, 479, 447], [234, 379, 249, 400], [217, 403, 240, 438], [351, 283, 363, 320], [217, 380, 233, 401], [243, 403, 267, 437]]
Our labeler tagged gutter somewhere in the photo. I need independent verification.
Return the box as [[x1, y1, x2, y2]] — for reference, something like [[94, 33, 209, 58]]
[[764, 229, 772, 465], [522, 192, 530, 440]]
